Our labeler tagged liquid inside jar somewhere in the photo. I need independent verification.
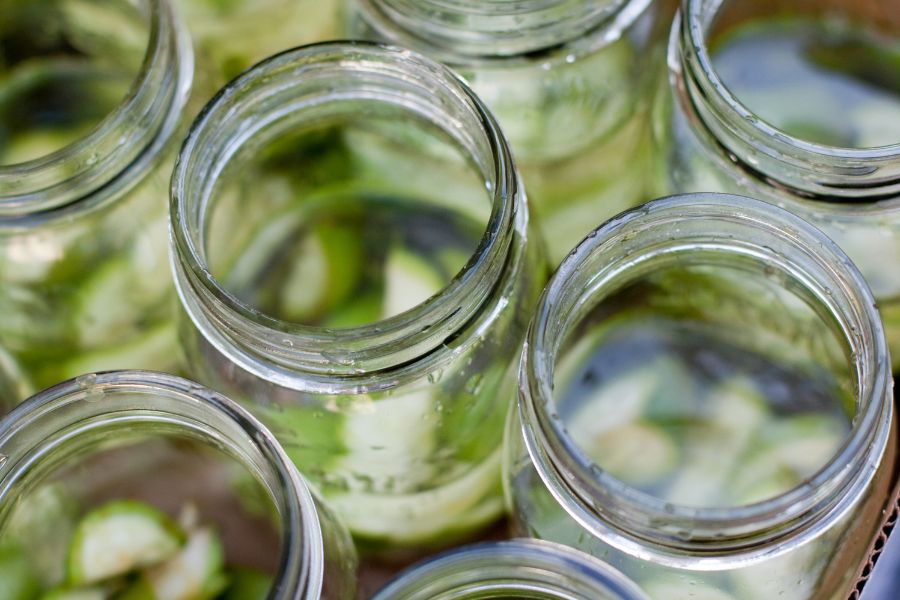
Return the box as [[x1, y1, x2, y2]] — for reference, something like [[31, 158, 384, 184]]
[[0, 0, 148, 165], [206, 118, 489, 327], [554, 264, 855, 508], [710, 15, 900, 149]]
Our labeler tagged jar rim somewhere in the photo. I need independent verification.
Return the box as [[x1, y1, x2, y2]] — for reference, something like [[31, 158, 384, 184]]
[[0, 370, 324, 599], [674, 0, 900, 199], [171, 41, 519, 384], [520, 193, 892, 564], [0, 0, 193, 220], [372, 539, 650, 599], [356, 0, 647, 62]]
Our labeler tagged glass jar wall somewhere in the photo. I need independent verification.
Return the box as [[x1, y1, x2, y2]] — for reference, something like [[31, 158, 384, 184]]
[[0, 0, 193, 396], [171, 42, 544, 554], [173, 0, 339, 100], [372, 539, 650, 600], [0, 371, 358, 599], [505, 193, 898, 599], [664, 0, 900, 368], [345, 0, 676, 264]]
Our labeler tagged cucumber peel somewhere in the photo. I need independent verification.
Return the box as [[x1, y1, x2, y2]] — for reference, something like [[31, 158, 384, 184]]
[[144, 528, 228, 600], [67, 501, 184, 586]]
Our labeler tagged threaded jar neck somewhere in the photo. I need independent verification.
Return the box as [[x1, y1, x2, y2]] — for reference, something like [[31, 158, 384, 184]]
[[372, 539, 650, 599], [171, 42, 520, 390], [355, 0, 643, 58], [0, 370, 323, 599], [519, 193, 892, 567], [0, 0, 192, 222], [672, 0, 900, 201]]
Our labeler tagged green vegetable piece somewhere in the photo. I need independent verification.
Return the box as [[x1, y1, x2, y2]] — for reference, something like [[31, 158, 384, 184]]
[[383, 247, 447, 319], [42, 587, 108, 600], [223, 568, 272, 600], [0, 543, 41, 600], [67, 501, 184, 586], [144, 527, 227, 600]]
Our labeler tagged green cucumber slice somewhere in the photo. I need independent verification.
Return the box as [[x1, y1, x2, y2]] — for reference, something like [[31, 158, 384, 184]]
[[67, 501, 184, 586], [45, 323, 178, 384], [144, 528, 227, 600], [383, 247, 447, 319], [0, 543, 41, 600], [42, 588, 108, 600], [643, 577, 737, 600], [328, 449, 503, 544], [223, 568, 272, 600]]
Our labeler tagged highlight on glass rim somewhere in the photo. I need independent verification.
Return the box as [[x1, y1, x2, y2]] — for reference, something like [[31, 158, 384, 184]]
[[0, 0, 898, 598]]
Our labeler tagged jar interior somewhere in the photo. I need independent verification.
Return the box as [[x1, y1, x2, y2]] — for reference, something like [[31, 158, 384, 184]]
[[552, 250, 857, 509], [0, 424, 281, 596], [0, 0, 150, 165], [703, 0, 900, 149], [204, 106, 491, 328]]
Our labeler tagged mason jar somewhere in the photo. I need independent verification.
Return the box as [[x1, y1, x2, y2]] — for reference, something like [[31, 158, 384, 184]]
[[174, 0, 339, 100], [371, 539, 650, 600], [345, 0, 676, 264], [0, 344, 30, 417], [504, 193, 898, 599], [0, 0, 193, 396], [171, 42, 544, 554], [0, 370, 357, 599], [665, 0, 900, 368]]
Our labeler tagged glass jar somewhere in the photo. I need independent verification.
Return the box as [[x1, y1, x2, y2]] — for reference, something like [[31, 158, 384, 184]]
[[0, 344, 30, 417], [174, 0, 339, 100], [171, 42, 544, 554], [0, 370, 357, 599], [371, 539, 650, 600], [0, 0, 193, 396], [504, 193, 898, 599], [664, 0, 900, 368], [345, 0, 676, 264]]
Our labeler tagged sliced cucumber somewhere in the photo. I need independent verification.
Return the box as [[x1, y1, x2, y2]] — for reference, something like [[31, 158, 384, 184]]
[[383, 247, 446, 319], [643, 577, 737, 600], [581, 421, 679, 487], [328, 449, 502, 544], [47, 323, 178, 385], [222, 568, 272, 600], [0, 543, 41, 600], [333, 388, 437, 491], [144, 528, 228, 600], [279, 224, 364, 324], [42, 587, 109, 600], [67, 501, 184, 586]]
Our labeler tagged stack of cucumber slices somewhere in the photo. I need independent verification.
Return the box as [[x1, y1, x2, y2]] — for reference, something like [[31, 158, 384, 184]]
[[5, 500, 271, 600]]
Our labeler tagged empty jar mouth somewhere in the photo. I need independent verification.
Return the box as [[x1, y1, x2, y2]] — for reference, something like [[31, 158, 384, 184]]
[[520, 193, 892, 566], [371, 539, 649, 599], [356, 0, 655, 60], [672, 0, 900, 200], [0, 370, 323, 598], [0, 0, 192, 220], [171, 42, 519, 385]]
